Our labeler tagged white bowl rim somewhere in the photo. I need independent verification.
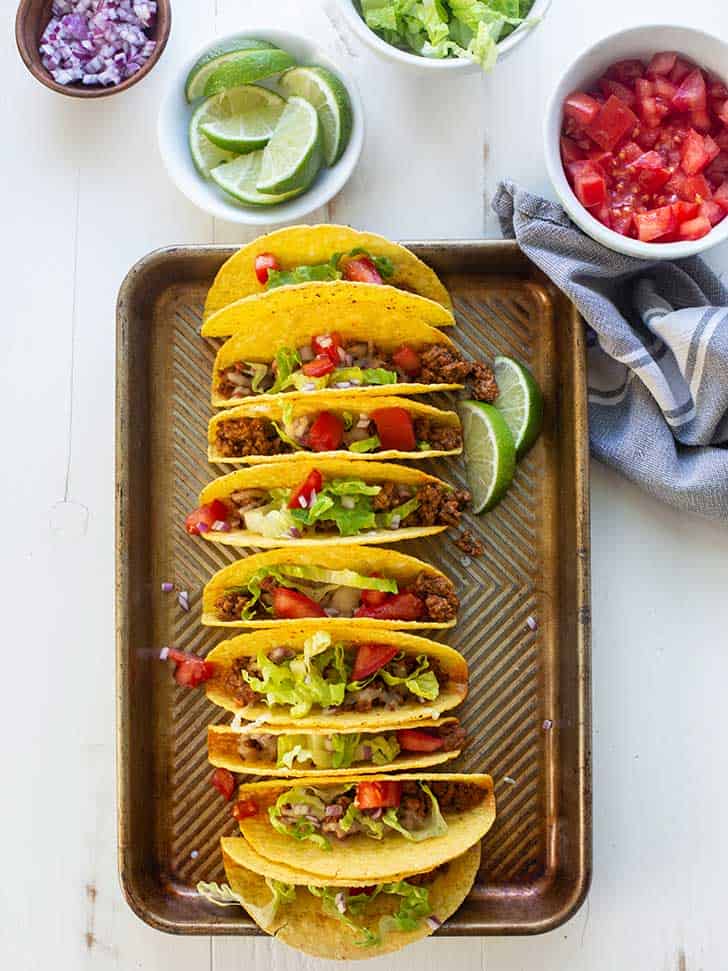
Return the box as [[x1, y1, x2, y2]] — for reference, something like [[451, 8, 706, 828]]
[[333, 0, 552, 71], [157, 27, 364, 226], [543, 22, 728, 260]]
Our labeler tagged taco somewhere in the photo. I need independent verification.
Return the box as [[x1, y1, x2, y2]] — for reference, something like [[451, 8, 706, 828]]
[[202, 546, 459, 630], [209, 310, 498, 408], [209, 837, 480, 959], [204, 623, 467, 729], [207, 716, 466, 776], [184, 459, 470, 548], [228, 773, 495, 882], [208, 394, 462, 464], [203, 224, 453, 320]]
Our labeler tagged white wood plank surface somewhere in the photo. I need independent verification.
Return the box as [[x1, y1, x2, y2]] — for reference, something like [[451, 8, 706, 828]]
[[1, 1, 727, 970]]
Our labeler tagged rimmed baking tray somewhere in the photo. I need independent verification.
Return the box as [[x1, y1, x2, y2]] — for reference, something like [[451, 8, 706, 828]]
[[116, 240, 591, 935]]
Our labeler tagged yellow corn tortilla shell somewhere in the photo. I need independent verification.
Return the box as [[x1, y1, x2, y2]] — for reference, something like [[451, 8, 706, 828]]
[[203, 224, 453, 320], [202, 545, 457, 630], [220, 838, 480, 960], [210, 301, 458, 407], [208, 394, 462, 464], [207, 716, 463, 776], [204, 622, 468, 729], [235, 773, 495, 882], [197, 459, 449, 549], [203, 276, 452, 338]]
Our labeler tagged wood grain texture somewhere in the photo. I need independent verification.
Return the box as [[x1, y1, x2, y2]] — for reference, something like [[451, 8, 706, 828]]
[[2, 0, 728, 969]]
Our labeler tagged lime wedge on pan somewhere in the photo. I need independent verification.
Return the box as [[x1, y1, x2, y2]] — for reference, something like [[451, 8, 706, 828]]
[[188, 100, 236, 178], [459, 401, 516, 514], [185, 38, 278, 102], [279, 66, 353, 165], [493, 356, 544, 458], [257, 96, 323, 195], [211, 152, 303, 206], [198, 85, 286, 153], [202, 49, 296, 98]]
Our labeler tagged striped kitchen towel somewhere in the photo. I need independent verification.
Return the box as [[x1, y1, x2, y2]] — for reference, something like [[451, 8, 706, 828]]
[[493, 179, 728, 521]]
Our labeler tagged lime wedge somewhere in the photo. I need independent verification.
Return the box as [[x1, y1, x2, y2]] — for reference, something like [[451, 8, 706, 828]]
[[185, 38, 278, 102], [459, 401, 516, 514], [198, 85, 285, 153], [202, 48, 296, 98], [256, 96, 323, 194], [188, 100, 237, 178], [493, 356, 544, 458], [211, 152, 302, 206], [279, 66, 353, 166]]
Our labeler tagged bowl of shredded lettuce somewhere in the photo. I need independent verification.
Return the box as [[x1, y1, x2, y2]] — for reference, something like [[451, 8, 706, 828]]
[[334, 0, 548, 73]]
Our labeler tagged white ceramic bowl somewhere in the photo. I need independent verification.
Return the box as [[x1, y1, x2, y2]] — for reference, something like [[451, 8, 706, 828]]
[[544, 24, 728, 260], [332, 0, 551, 75], [158, 29, 364, 225]]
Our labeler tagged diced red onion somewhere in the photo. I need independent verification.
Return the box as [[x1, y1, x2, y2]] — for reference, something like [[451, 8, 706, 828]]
[[542, 719, 553, 731], [368, 807, 383, 820], [426, 915, 442, 931], [298, 495, 308, 509], [288, 526, 302, 538], [323, 607, 340, 617], [304, 814, 322, 825], [159, 646, 170, 660], [360, 745, 372, 760], [289, 803, 310, 816], [502, 776, 516, 786], [189, 849, 199, 860], [40, 1, 157, 87], [340, 496, 356, 510], [356, 415, 370, 428], [211, 520, 230, 532], [178, 591, 190, 612], [333, 381, 352, 389], [337, 346, 348, 362], [303, 383, 316, 392], [526, 615, 538, 631], [334, 892, 347, 914], [309, 489, 318, 506], [349, 378, 362, 386], [269, 646, 291, 663], [389, 515, 401, 529], [196, 521, 210, 534], [325, 804, 344, 818], [161, 581, 174, 593]]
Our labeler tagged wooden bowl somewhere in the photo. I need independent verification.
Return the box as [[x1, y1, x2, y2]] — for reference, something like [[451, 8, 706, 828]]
[[15, 0, 171, 98]]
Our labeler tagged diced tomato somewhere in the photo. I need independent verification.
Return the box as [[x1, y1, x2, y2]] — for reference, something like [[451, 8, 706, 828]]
[[166, 648, 214, 688], [690, 108, 712, 132], [273, 587, 326, 619], [360, 576, 390, 609], [312, 332, 343, 365], [560, 135, 585, 163], [635, 78, 654, 100], [653, 77, 677, 102], [185, 499, 229, 536], [302, 354, 336, 377], [610, 209, 634, 236], [678, 214, 712, 239], [351, 643, 399, 681], [370, 407, 416, 451], [355, 780, 402, 810], [716, 101, 728, 127], [586, 96, 639, 151], [354, 592, 425, 622], [618, 141, 645, 164], [588, 149, 613, 169], [647, 51, 677, 78], [638, 94, 670, 129], [672, 69, 707, 112], [709, 79, 728, 101], [713, 181, 728, 213], [391, 345, 421, 376], [211, 768, 236, 801], [634, 205, 677, 242], [254, 253, 280, 285], [608, 59, 645, 84], [699, 199, 724, 225], [341, 255, 383, 285], [634, 126, 661, 150], [679, 173, 712, 202], [630, 151, 671, 192], [669, 58, 693, 85], [704, 135, 721, 165], [563, 91, 601, 127], [598, 78, 636, 107], [232, 798, 258, 820], [672, 201, 700, 222], [573, 168, 607, 208], [307, 410, 344, 452], [397, 728, 445, 752], [287, 469, 323, 509], [706, 152, 728, 184], [681, 128, 711, 175]]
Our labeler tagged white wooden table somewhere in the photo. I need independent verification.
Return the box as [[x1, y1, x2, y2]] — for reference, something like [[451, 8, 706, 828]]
[[3, 1, 727, 969]]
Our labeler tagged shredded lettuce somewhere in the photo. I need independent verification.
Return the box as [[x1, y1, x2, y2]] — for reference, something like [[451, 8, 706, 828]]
[[290, 478, 380, 536], [266, 263, 342, 289], [382, 783, 448, 841], [364, 733, 401, 765], [307, 886, 380, 947], [269, 347, 302, 394], [375, 496, 420, 529], [307, 879, 432, 948], [347, 652, 440, 700], [277, 564, 397, 594], [261, 878, 296, 923], [332, 365, 398, 387], [379, 880, 432, 933], [268, 788, 332, 850], [339, 802, 386, 839], [349, 434, 381, 453]]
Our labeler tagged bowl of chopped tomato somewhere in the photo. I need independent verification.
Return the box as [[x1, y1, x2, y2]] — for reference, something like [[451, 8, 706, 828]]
[[544, 25, 728, 258]]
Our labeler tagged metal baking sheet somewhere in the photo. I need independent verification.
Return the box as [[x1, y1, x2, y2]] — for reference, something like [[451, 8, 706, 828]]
[[116, 240, 591, 936]]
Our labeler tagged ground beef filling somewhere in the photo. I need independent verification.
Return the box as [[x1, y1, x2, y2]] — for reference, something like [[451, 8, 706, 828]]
[[215, 417, 290, 458], [455, 529, 485, 558], [403, 483, 470, 528], [437, 721, 468, 752], [215, 590, 251, 621], [237, 733, 277, 763], [430, 780, 486, 814], [412, 571, 460, 622], [224, 656, 260, 707], [413, 417, 463, 452], [418, 346, 498, 403], [403, 863, 449, 887]]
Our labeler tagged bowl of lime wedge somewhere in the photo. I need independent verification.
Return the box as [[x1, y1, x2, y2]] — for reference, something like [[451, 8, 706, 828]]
[[158, 30, 364, 224]]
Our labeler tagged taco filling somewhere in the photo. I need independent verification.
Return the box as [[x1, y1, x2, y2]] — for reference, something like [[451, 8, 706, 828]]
[[213, 563, 459, 624], [185, 468, 470, 539], [235, 722, 466, 772], [213, 405, 463, 459], [215, 331, 498, 402], [258, 248, 395, 290]]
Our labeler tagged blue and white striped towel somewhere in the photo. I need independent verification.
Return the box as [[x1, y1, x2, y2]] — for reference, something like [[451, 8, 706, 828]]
[[492, 180, 728, 522]]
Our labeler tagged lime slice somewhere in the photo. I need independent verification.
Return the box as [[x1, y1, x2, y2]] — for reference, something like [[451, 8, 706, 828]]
[[279, 66, 353, 166], [185, 38, 278, 102], [493, 356, 544, 458], [188, 100, 237, 178], [202, 48, 296, 98], [211, 152, 302, 206], [198, 85, 286, 153], [256, 96, 323, 195], [459, 401, 516, 514]]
